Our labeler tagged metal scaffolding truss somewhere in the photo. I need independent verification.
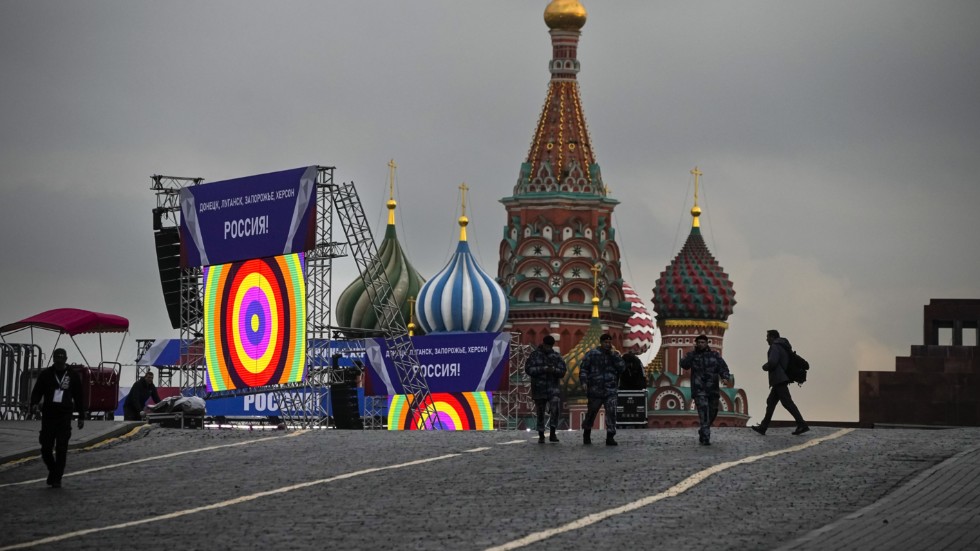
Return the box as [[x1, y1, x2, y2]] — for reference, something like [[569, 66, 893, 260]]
[[151, 175, 206, 393], [326, 180, 441, 429], [497, 334, 534, 429], [272, 166, 345, 428]]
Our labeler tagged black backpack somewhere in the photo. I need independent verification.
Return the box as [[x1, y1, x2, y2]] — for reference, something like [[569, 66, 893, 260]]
[[779, 343, 809, 385]]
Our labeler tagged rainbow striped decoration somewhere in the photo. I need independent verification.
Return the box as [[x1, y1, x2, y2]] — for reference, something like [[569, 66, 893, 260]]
[[388, 392, 493, 430], [204, 253, 306, 391]]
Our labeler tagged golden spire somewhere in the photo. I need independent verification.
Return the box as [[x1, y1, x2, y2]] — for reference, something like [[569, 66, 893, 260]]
[[590, 262, 601, 318], [458, 182, 469, 242], [387, 159, 397, 226], [690, 166, 702, 229], [407, 296, 416, 337]]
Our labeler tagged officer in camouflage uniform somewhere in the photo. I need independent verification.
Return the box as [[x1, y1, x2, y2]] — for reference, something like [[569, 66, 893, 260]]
[[680, 334, 732, 446], [525, 335, 567, 443], [580, 334, 625, 446]]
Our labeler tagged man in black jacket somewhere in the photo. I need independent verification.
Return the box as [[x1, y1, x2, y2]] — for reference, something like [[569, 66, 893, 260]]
[[30, 348, 85, 488], [680, 335, 732, 445], [619, 347, 647, 391], [751, 330, 809, 436], [123, 371, 162, 420], [524, 335, 567, 443]]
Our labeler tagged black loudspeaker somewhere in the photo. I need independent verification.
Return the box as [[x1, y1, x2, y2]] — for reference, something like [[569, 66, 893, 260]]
[[331, 384, 362, 430], [154, 227, 183, 329]]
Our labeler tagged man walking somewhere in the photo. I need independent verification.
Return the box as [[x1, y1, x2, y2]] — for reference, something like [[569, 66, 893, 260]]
[[29, 348, 85, 488], [525, 335, 567, 443], [580, 334, 625, 446], [680, 334, 732, 445], [751, 329, 809, 436]]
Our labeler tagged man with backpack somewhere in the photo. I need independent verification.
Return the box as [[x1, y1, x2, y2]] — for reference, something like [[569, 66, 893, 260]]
[[751, 329, 809, 436]]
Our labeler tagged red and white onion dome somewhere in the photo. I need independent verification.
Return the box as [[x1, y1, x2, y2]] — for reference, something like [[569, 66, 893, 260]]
[[622, 281, 656, 353]]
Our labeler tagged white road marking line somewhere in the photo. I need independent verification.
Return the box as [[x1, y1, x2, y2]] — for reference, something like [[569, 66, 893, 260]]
[[0, 430, 308, 488], [465, 447, 492, 452], [498, 440, 527, 445], [0, 452, 461, 551], [484, 428, 855, 551]]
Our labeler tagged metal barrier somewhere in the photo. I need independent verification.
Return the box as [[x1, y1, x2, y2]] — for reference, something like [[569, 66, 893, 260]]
[[0, 343, 44, 420]]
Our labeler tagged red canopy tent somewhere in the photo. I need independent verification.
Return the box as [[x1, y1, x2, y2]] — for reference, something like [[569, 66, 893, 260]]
[[1, 308, 130, 415], [0, 308, 129, 336], [1, 308, 130, 366]]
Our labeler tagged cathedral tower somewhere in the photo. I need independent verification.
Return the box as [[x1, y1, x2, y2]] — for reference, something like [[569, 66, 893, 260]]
[[498, 0, 630, 351], [651, 168, 736, 375], [648, 168, 748, 428]]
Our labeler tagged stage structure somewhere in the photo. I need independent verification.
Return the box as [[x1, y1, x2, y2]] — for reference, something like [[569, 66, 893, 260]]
[[150, 167, 442, 429], [497, 334, 534, 429], [151, 175, 205, 391]]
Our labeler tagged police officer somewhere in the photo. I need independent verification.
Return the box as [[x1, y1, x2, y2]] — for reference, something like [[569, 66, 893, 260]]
[[525, 335, 567, 443], [680, 334, 732, 446], [30, 348, 86, 488], [580, 334, 625, 446]]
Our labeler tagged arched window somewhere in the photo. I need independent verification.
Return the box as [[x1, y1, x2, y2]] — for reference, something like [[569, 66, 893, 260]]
[[530, 288, 546, 303], [568, 288, 585, 304]]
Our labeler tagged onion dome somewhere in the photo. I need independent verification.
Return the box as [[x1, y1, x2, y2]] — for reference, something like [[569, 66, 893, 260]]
[[652, 168, 736, 321], [622, 281, 656, 354], [544, 0, 587, 31], [416, 185, 509, 333], [560, 298, 604, 399], [337, 161, 426, 337]]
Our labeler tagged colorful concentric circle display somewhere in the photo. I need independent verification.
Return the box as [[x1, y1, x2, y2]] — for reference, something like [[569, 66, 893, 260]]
[[388, 392, 493, 430], [204, 253, 306, 391]]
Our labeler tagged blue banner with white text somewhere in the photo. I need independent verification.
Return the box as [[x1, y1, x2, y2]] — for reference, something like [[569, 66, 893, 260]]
[[179, 166, 317, 268], [362, 332, 509, 396]]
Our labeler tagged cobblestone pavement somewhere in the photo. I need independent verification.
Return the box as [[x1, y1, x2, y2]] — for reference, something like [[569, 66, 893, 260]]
[[1, 426, 978, 550]]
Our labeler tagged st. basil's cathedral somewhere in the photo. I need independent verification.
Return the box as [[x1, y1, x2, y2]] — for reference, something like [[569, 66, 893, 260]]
[[337, 0, 750, 429]]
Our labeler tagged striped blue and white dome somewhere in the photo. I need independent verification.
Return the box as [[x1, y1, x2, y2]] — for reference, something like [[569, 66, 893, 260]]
[[416, 212, 509, 333]]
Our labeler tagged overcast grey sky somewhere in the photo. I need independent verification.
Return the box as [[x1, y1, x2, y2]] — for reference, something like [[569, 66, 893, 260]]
[[1, 1, 978, 422]]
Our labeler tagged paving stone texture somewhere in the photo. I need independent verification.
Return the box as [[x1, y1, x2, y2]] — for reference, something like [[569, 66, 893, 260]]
[[1, 426, 979, 550]]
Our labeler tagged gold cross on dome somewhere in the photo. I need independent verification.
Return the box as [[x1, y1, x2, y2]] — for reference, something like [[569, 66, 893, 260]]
[[388, 159, 397, 199], [591, 263, 601, 293], [459, 182, 469, 216]]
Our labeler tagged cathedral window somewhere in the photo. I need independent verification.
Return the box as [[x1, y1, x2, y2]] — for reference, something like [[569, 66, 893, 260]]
[[568, 288, 585, 304], [530, 289, 546, 303]]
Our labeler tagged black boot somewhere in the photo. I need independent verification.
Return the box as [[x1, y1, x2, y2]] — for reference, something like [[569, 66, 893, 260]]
[[549, 428, 559, 443], [605, 434, 618, 446], [583, 429, 591, 445], [751, 425, 767, 436], [538, 430, 545, 443]]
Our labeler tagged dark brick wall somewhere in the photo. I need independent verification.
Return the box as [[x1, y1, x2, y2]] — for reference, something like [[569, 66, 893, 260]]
[[860, 345, 979, 426]]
